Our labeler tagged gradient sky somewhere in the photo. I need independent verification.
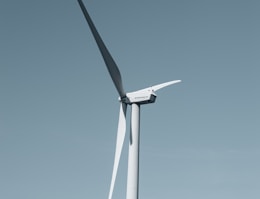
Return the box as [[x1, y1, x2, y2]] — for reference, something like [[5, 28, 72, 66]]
[[1, 0, 260, 199]]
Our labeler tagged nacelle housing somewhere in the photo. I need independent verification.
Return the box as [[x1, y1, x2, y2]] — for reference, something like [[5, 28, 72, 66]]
[[121, 88, 157, 105]]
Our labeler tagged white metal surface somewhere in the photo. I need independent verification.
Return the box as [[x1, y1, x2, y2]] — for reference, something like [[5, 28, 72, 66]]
[[126, 104, 140, 199]]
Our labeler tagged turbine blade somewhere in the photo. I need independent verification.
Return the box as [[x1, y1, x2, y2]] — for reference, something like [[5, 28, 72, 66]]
[[151, 80, 181, 91], [108, 102, 127, 199], [77, 0, 126, 98]]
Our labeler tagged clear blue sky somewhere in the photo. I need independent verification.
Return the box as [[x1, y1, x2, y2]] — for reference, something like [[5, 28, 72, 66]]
[[1, 0, 260, 199]]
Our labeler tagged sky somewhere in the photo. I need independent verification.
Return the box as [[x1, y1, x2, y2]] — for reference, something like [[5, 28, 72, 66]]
[[1, 0, 260, 199]]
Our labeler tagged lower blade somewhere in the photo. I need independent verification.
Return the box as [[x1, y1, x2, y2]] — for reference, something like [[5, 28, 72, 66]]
[[108, 102, 127, 199]]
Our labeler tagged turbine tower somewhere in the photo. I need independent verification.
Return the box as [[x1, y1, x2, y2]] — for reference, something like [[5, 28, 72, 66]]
[[77, 1, 181, 198]]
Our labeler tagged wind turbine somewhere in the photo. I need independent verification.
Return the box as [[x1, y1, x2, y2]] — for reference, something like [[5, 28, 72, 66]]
[[77, 1, 181, 199]]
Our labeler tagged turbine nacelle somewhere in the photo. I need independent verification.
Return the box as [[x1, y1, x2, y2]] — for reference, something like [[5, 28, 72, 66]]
[[120, 80, 181, 105], [122, 88, 157, 105]]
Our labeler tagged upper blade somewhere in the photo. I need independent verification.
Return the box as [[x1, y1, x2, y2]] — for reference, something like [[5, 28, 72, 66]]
[[108, 102, 127, 199], [77, 0, 126, 98]]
